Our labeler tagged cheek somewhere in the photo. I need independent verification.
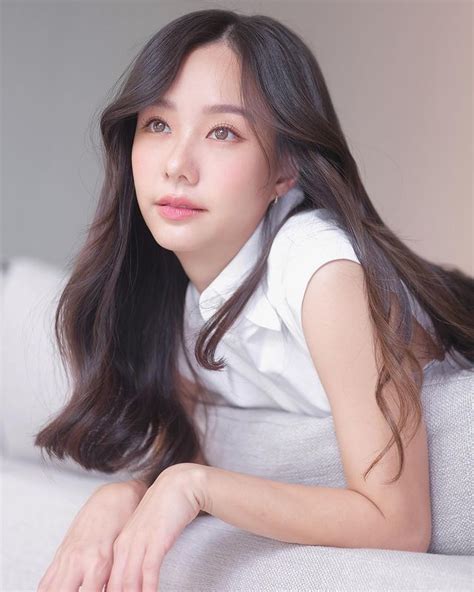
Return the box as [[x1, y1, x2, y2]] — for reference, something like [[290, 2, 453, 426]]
[[213, 151, 266, 195], [131, 142, 154, 188]]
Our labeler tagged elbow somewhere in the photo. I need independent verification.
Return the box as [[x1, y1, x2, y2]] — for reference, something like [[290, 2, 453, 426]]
[[389, 521, 432, 553], [377, 499, 432, 553], [409, 525, 431, 553]]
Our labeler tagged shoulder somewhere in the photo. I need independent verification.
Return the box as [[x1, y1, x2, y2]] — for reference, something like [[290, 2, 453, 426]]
[[301, 259, 367, 355], [266, 209, 362, 336], [300, 259, 370, 397]]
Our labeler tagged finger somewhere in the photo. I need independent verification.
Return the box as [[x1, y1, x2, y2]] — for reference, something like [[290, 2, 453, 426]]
[[106, 542, 132, 592], [141, 544, 165, 592], [80, 559, 111, 592], [37, 540, 70, 591], [118, 543, 147, 591], [47, 562, 83, 592]]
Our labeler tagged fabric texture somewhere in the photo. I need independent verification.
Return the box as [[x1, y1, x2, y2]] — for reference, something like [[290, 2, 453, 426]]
[[159, 519, 473, 591]]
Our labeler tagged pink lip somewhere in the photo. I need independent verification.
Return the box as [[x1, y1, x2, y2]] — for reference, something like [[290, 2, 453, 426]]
[[156, 195, 204, 209], [157, 204, 205, 220]]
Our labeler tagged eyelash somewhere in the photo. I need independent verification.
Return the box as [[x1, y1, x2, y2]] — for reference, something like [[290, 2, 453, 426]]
[[140, 116, 241, 141]]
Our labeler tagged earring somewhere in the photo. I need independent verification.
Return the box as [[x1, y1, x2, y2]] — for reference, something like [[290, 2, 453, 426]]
[[273, 193, 279, 206]]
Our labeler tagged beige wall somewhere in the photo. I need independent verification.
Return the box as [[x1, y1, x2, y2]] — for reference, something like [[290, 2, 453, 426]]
[[2, 0, 472, 273], [250, 0, 473, 274]]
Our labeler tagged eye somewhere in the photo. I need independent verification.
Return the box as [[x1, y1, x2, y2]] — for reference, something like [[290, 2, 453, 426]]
[[142, 117, 170, 134], [208, 124, 240, 141], [141, 117, 241, 142]]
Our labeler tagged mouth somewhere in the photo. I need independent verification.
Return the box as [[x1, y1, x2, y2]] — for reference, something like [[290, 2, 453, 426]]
[[156, 195, 205, 210], [159, 204, 204, 210], [156, 204, 206, 220]]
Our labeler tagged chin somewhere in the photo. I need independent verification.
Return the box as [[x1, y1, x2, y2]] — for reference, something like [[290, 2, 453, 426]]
[[150, 233, 195, 254]]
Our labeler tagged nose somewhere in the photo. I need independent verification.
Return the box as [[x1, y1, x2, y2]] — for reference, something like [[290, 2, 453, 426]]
[[163, 136, 198, 185]]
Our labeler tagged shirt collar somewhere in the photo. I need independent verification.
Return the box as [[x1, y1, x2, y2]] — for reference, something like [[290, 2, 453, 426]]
[[189, 185, 305, 331]]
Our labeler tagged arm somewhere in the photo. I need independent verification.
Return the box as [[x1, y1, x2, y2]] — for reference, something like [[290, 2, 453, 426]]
[[198, 466, 411, 550], [194, 260, 431, 552]]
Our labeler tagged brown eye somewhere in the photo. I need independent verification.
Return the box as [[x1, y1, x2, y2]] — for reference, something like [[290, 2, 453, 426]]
[[143, 118, 168, 133], [151, 120, 166, 133], [214, 127, 230, 140], [209, 125, 239, 141]]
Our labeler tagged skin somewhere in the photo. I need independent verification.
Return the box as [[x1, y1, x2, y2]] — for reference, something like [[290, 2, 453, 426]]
[[132, 40, 296, 295]]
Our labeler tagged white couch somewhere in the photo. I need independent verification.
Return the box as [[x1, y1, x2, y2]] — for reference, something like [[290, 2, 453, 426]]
[[1, 257, 473, 590]]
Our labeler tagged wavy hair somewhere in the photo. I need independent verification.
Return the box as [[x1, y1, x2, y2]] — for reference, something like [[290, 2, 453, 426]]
[[34, 8, 473, 487]]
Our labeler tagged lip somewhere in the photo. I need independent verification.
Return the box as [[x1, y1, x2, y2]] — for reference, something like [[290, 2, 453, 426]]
[[157, 204, 205, 220], [156, 194, 205, 210]]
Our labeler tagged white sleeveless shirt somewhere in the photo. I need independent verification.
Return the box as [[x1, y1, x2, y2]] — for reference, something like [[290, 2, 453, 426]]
[[178, 186, 435, 417]]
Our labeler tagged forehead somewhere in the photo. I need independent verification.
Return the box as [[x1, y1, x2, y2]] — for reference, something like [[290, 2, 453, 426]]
[[143, 44, 245, 112], [139, 43, 275, 145]]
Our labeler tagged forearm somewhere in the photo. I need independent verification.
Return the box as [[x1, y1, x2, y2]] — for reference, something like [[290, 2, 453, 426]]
[[199, 466, 413, 551]]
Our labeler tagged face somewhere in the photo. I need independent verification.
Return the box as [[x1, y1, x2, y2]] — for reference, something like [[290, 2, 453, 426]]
[[132, 42, 292, 266]]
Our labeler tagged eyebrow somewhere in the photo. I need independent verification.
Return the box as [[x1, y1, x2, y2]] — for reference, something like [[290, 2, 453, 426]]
[[150, 97, 254, 122]]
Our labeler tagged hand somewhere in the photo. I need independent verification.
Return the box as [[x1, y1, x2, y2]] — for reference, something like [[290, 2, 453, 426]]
[[106, 463, 205, 592], [37, 480, 146, 592]]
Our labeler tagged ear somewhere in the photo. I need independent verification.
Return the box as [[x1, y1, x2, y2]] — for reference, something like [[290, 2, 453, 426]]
[[274, 152, 299, 197]]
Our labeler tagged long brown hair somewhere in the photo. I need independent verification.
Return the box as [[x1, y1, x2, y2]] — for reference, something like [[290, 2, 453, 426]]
[[34, 9, 473, 487]]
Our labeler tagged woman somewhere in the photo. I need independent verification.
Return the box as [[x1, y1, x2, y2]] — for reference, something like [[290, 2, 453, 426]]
[[35, 8, 473, 591]]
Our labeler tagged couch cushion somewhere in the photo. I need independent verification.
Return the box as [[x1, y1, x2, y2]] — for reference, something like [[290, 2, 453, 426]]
[[1, 256, 131, 479], [1, 256, 71, 465]]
